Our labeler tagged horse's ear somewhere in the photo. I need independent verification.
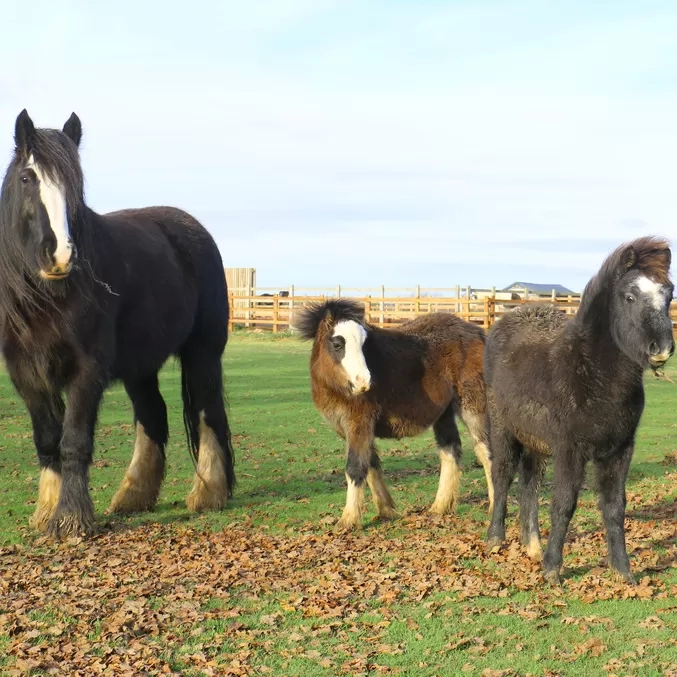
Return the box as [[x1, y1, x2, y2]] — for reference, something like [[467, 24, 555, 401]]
[[14, 109, 36, 152], [621, 245, 637, 270], [62, 113, 82, 148]]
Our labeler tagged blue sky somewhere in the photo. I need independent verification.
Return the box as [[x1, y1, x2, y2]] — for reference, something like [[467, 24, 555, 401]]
[[2, 0, 677, 292]]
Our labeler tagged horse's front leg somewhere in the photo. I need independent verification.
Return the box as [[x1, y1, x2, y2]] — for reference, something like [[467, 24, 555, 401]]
[[46, 364, 107, 539], [542, 451, 585, 586], [367, 445, 397, 521], [595, 444, 635, 585], [27, 392, 65, 531], [336, 422, 374, 532]]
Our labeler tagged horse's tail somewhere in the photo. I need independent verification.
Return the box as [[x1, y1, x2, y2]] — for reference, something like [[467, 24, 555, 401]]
[[180, 364, 200, 465]]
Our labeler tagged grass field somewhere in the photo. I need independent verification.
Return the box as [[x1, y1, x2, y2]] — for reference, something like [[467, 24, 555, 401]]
[[2, 330, 677, 676]]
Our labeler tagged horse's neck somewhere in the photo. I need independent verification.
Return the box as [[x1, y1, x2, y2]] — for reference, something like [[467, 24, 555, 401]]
[[571, 308, 643, 388]]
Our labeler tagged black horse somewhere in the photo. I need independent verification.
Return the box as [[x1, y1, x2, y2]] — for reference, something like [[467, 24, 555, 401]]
[[0, 110, 235, 538], [484, 236, 674, 585]]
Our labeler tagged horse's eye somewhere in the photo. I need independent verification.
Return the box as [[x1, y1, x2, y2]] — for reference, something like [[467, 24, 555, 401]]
[[331, 337, 345, 351], [19, 174, 29, 185], [625, 294, 635, 303]]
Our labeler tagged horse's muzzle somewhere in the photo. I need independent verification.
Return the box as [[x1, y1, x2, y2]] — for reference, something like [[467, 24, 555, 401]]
[[648, 339, 675, 367], [39, 262, 73, 280], [350, 377, 371, 394], [39, 245, 76, 280]]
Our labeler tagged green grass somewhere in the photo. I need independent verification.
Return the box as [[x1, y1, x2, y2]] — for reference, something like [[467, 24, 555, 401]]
[[1, 331, 677, 676]]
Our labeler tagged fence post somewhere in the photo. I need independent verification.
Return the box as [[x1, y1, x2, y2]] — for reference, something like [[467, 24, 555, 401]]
[[336, 285, 341, 298], [288, 284, 295, 330], [491, 288, 496, 327], [228, 292, 234, 332], [415, 284, 420, 315], [245, 285, 252, 328], [380, 285, 385, 327], [273, 294, 279, 334]]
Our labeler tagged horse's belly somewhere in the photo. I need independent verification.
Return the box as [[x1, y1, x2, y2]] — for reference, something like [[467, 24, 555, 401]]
[[112, 316, 193, 381], [514, 429, 552, 456], [375, 415, 429, 440]]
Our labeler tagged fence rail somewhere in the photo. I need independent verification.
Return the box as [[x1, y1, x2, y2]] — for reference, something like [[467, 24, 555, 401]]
[[227, 292, 677, 335]]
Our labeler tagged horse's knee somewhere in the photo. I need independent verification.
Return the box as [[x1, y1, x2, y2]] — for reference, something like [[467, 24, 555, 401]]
[[346, 448, 369, 486]]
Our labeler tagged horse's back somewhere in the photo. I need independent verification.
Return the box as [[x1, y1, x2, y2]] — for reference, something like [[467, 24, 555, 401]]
[[397, 312, 486, 387], [104, 205, 226, 303], [398, 312, 486, 345], [484, 305, 572, 451], [101, 206, 229, 373], [484, 305, 567, 385]]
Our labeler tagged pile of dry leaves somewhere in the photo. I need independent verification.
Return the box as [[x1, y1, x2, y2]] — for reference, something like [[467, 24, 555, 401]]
[[1, 479, 676, 676]]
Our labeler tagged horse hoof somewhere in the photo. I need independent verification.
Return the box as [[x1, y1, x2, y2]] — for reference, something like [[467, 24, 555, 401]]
[[522, 536, 543, 561], [485, 537, 503, 555], [107, 480, 160, 515], [46, 508, 97, 540], [428, 502, 457, 516], [335, 517, 362, 533], [373, 509, 398, 522], [611, 569, 636, 586], [543, 569, 561, 586], [185, 491, 226, 512], [29, 506, 55, 532], [107, 494, 156, 515]]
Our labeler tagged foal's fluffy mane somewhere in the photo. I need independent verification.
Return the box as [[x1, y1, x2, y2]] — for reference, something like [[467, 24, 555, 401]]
[[294, 298, 366, 340], [579, 236, 672, 316]]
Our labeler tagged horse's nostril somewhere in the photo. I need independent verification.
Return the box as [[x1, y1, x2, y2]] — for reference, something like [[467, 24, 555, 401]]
[[649, 342, 660, 356]]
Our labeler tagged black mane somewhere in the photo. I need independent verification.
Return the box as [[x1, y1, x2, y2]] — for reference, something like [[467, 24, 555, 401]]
[[294, 298, 366, 340]]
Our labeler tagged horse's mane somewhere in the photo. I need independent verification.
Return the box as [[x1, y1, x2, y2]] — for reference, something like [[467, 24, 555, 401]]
[[0, 124, 88, 335], [294, 298, 366, 340], [578, 236, 672, 318]]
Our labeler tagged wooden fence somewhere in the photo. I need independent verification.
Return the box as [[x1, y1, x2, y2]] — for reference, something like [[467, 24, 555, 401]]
[[227, 292, 677, 335]]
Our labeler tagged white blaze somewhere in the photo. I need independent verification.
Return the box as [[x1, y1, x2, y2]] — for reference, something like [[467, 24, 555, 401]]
[[636, 275, 665, 310], [27, 155, 72, 267], [333, 320, 371, 391]]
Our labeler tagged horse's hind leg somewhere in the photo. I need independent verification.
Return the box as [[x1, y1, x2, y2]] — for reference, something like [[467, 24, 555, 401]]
[[458, 406, 494, 514], [519, 450, 546, 560], [107, 375, 167, 514], [485, 396, 522, 552], [181, 345, 235, 511], [367, 445, 396, 520], [429, 405, 463, 515]]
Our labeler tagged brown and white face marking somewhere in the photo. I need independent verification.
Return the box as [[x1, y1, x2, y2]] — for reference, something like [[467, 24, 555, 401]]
[[22, 155, 74, 279], [331, 320, 371, 393]]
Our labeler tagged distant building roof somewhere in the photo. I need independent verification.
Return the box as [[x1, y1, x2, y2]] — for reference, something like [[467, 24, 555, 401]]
[[502, 281, 576, 295]]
